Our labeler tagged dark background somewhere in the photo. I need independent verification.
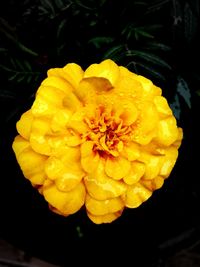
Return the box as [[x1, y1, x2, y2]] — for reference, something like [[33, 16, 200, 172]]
[[0, 0, 199, 266]]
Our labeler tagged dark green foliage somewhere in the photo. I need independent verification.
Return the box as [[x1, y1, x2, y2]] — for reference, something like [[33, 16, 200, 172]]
[[0, 0, 198, 123]]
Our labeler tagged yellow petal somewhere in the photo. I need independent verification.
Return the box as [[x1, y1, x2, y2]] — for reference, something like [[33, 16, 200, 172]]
[[116, 68, 143, 99], [139, 151, 164, 180], [14, 145, 47, 185], [140, 102, 159, 133], [66, 110, 89, 134], [85, 194, 124, 216], [155, 116, 179, 146], [43, 181, 86, 215], [123, 161, 145, 185], [84, 159, 127, 200], [16, 110, 34, 140], [48, 63, 84, 89], [30, 118, 52, 155], [84, 59, 120, 86], [45, 156, 84, 191], [159, 147, 178, 178], [141, 176, 164, 191], [63, 63, 84, 89], [81, 141, 100, 173], [75, 77, 112, 103], [12, 135, 30, 156], [31, 86, 66, 117], [54, 145, 81, 163], [134, 75, 161, 98], [122, 142, 140, 161], [41, 76, 73, 94], [119, 102, 138, 126], [87, 209, 123, 224], [62, 92, 82, 111], [51, 108, 72, 133], [154, 96, 172, 118], [173, 127, 183, 148], [105, 156, 131, 180], [124, 183, 152, 208]]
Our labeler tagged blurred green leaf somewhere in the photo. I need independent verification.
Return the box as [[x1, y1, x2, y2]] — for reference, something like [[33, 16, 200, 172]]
[[184, 2, 198, 43], [0, 58, 41, 85], [177, 76, 191, 109], [88, 36, 114, 49], [103, 44, 125, 60], [147, 0, 170, 13], [170, 94, 181, 120], [0, 17, 38, 57], [0, 90, 16, 99], [135, 61, 166, 81], [145, 41, 172, 51], [40, 0, 56, 18], [126, 50, 172, 69], [122, 24, 162, 41]]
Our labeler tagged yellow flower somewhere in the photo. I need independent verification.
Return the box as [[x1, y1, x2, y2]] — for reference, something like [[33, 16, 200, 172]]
[[12, 59, 183, 224]]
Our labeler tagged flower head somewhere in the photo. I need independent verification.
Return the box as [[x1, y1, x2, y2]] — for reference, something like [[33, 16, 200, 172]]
[[12, 59, 183, 224]]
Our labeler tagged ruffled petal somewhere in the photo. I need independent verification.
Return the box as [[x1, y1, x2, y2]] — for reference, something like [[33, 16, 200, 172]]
[[154, 96, 172, 118], [41, 76, 74, 94], [87, 209, 123, 224], [31, 86, 67, 117], [85, 194, 124, 216], [13, 139, 47, 185], [139, 151, 164, 180], [16, 110, 34, 140], [12, 135, 30, 156], [155, 116, 179, 146], [105, 156, 131, 180], [51, 108, 72, 133], [30, 118, 52, 155], [123, 161, 145, 185], [43, 181, 86, 215], [84, 59, 120, 86], [141, 176, 164, 190], [48, 63, 84, 89], [123, 183, 152, 208], [159, 147, 178, 178], [84, 159, 127, 200], [45, 156, 85, 191], [116, 67, 143, 99], [122, 142, 140, 161], [134, 75, 161, 98], [81, 141, 100, 173], [63, 63, 84, 89], [75, 77, 113, 104]]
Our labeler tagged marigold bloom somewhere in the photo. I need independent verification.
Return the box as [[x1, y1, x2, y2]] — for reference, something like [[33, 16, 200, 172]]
[[12, 59, 183, 224]]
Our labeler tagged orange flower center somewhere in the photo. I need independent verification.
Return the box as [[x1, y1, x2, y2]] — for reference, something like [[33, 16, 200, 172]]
[[84, 106, 131, 157]]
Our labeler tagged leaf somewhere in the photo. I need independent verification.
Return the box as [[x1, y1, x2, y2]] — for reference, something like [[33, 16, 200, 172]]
[[126, 50, 172, 69], [57, 19, 67, 39], [187, 0, 200, 17], [170, 94, 181, 120], [147, 0, 170, 13], [133, 27, 154, 40], [88, 36, 114, 49], [54, 0, 65, 9], [177, 76, 191, 109], [134, 61, 166, 81], [40, 0, 56, 16], [0, 47, 7, 53], [0, 90, 16, 99], [184, 2, 198, 43], [103, 44, 125, 60], [145, 41, 172, 51]]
